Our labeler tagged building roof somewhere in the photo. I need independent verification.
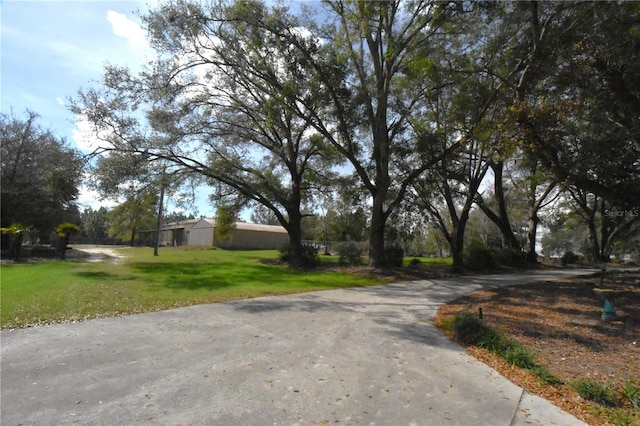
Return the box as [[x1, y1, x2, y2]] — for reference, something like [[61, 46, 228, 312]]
[[234, 221, 287, 233], [192, 218, 215, 228], [161, 219, 287, 233], [160, 219, 200, 230]]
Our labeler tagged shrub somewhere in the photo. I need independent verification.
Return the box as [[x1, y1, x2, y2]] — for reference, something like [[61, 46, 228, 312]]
[[572, 380, 621, 407], [279, 243, 320, 267], [464, 241, 494, 271], [561, 251, 579, 265], [300, 243, 320, 267], [384, 245, 404, 267], [620, 378, 640, 408], [492, 248, 528, 268], [453, 311, 485, 345], [503, 344, 537, 369], [477, 327, 505, 353], [337, 242, 364, 265], [409, 258, 422, 267]]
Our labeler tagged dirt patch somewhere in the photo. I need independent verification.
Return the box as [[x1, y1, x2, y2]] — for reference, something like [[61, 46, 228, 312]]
[[65, 245, 129, 263], [434, 269, 640, 425]]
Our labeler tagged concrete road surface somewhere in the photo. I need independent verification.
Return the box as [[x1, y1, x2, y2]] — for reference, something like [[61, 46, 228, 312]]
[[1, 269, 596, 425]]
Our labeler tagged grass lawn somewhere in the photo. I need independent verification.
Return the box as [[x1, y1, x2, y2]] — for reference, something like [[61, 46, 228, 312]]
[[1, 247, 395, 329]]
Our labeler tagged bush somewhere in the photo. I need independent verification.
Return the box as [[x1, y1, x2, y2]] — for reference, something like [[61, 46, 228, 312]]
[[464, 241, 495, 271], [503, 344, 537, 369], [453, 311, 485, 345], [477, 327, 505, 353], [337, 242, 363, 265], [384, 245, 404, 267], [279, 243, 320, 267], [620, 378, 640, 408], [492, 248, 528, 268], [301, 243, 320, 267], [561, 251, 579, 265]]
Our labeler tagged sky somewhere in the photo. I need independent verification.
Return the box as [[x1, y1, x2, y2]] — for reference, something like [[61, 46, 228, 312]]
[[1, 0, 216, 217]]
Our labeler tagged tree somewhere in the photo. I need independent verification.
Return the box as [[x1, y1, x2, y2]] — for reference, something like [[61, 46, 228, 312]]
[[479, 155, 558, 262], [1, 110, 82, 241], [276, 0, 467, 267], [75, 118, 198, 255], [74, 0, 338, 266], [163, 211, 195, 224], [0, 223, 30, 261], [541, 208, 587, 259], [542, 195, 640, 264], [474, 162, 523, 252], [567, 187, 640, 263], [250, 204, 280, 226], [107, 188, 158, 246], [463, 2, 567, 255], [515, 158, 558, 262], [413, 146, 489, 271], [55, 223, 81, 260], [485, 2, 639, 238], [500, 2, 640, 260], [213, 204, 238, 245], [317, 178, 370, 243], [80, 207, 109, 242], [406, 1, 524, 270]]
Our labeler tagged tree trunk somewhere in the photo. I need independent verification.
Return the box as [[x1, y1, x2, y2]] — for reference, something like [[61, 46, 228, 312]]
[[587, 221, 602, 262], [11, 232, 23, 262], [452, 200, 473, 272], [598, 200, 612, 263], [58, 234, 70, 260], [368, 117, 390, 268], [527, 208, 539, 263], [154, 184, 165, 256], [527, 179, 556, 263], [286, 212, 305, 267], [494, 162, 521, 250], [129, 226, 137, 247], [450, 226, 465, 272], [477, 162, 522, 251], [368, 199, 387, 268]]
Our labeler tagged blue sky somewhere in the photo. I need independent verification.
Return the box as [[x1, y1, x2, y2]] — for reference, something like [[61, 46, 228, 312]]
[[1, 0, 216, 215], [2, 0, 152, 144]]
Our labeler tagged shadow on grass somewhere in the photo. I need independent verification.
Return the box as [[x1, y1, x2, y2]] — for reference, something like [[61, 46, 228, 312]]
[[131, 262, 205, 276], [163, 277, 236, 291], [130, 262, 289, 291], [74, 271, 121, 280]]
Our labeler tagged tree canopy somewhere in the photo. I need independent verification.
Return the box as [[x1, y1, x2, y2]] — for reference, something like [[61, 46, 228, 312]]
[[1, 110, 83, 240], [70, 0, 639, 267]]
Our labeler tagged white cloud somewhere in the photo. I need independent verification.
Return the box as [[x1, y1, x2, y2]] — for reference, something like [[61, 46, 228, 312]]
[[107, 10, 148, 49], [72, 115, 104, 153], [77, 182, 117, 211]]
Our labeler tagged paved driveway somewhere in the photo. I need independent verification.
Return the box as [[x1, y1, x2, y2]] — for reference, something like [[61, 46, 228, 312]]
[[1, 270, 595, 425]]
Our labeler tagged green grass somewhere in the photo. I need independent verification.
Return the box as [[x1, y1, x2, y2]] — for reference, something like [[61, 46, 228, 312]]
[[572, 379, 621, 407], [405, 256, 453, 266], [1, 247, 386, 329], [317, 254, 453, 267]]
